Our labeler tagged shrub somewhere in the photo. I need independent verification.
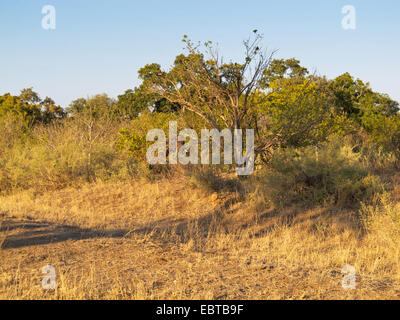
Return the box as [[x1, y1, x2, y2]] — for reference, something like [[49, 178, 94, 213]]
[[258, 139, 384, 207], [0, 117, 129, 193], [117, 111, 177, 163], [362, 112, 400, 162]]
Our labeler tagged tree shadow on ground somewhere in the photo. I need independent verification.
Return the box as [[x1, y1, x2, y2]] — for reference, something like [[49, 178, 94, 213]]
[[0, 194, 361, 250], [0, 217, 129, 250], [247, 205, 362, 239]]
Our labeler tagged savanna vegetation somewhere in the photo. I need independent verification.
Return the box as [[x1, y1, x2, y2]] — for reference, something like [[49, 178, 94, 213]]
[[1, 32, 400, 299]]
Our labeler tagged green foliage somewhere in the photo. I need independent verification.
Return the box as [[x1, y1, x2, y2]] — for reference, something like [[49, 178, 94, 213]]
[[329, 73, 370, 117], [329, 73, 399, 121], [259, 140, 384, 207], [115, 88, 146, 119], [0, 88, 65, 129], [41, 96, 65, 123], [141, 32, 273, 135], [137, 63, 181, 113], [0, 93, 40, 129], [66, 94, 116, 119], [66, 98, 86, 115], [327, 73, 400, 160], [260, 58, 309, 88], [138, 35, 381, 164], [256, 77, 350, 157], [117, 111, 177, 162], [361, 112, 400, 156], [357, 97, 400, 158]]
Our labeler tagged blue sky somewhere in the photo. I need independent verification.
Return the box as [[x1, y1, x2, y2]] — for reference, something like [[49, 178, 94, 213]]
[[1, 0, 399, 107]]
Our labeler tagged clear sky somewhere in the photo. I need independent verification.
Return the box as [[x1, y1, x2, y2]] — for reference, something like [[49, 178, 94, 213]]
[[1, 0, 399, 107]]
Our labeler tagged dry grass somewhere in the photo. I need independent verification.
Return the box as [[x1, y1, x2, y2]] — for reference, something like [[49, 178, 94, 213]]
[[0, 174, 400, 300]]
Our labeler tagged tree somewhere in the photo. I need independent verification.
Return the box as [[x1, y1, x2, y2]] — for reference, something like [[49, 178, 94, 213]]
[[0, 88, 65, 127], [41, 96, 65, 123], [328, 73, 399, 158], [137, 64, 181, 113], [329, 72, 399, 125], [0, 93, 39, 125], [142, 32, 274, 132], [140, 32, 342, 161], [115, 86, 178, 119], [66, 98, 87, 116], [0, 88, 65, 125], [19, 87, 40, 105], [115, 89, 140, 119], [66, 94, 116, 119], [64, 94, 117, 181], [260, 58, 309, 87], [256, 76, 342, 156]]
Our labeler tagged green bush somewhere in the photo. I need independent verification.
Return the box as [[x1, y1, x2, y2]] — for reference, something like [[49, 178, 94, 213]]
[[362, 112, 400, 161], [257, 139, 384, 207], [117, 111, 177, 162]]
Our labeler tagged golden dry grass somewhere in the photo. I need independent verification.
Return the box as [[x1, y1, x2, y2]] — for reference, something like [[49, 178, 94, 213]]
[[1, 174, 400, 300]]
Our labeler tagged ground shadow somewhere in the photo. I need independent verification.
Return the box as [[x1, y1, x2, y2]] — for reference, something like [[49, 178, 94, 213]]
[[0, 194, 362, 250], [0, 217, 129, 250]]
